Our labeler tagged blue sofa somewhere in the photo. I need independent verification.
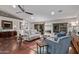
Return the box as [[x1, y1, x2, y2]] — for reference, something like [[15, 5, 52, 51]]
[[45, 35, 72, 54]]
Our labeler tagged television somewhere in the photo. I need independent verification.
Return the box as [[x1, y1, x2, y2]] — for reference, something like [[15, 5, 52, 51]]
[[2, 20, 13, 29]]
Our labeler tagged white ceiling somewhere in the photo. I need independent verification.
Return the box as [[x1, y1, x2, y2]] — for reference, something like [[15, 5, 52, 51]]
[[0, 5, 79, 22]]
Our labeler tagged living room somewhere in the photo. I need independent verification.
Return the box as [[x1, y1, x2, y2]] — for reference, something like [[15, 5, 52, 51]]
[[0, 5, 79, 54]]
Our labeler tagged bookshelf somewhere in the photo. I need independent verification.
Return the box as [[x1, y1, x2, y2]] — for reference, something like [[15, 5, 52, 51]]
[[53, 23, 67, 33]]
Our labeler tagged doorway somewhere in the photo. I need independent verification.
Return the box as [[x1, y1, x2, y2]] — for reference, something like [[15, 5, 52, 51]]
[[34, 24, 44, 34]]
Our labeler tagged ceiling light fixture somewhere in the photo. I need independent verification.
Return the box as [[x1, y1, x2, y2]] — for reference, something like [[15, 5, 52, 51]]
[[12, 5, 16, 8], [51, 11, 55, 15]]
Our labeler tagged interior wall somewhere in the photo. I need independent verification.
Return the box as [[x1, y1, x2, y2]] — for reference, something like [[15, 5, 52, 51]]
[[52, 17, 77, 33], [0, 16, 23, 34], [50, 18, 78, 34], [23, 17, 35, 30], [31, 17, 78, 35]]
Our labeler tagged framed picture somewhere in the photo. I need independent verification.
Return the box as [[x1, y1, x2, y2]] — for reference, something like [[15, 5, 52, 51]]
[[2, 20, 13, 29]]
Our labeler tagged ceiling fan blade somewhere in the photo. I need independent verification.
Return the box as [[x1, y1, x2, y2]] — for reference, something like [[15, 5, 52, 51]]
[[16, 11, 22, 14], [18, 5, 24, 12], [25, 12, 33, 15], [18, 5, 33, 15]]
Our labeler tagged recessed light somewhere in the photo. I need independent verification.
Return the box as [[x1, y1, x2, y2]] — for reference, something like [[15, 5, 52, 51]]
[[58, 10, 63, 12], [12, 5, 16, 8], [51, 11, 55, 15]]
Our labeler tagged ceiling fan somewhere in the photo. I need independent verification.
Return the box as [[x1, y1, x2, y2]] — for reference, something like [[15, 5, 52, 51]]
[[16, 11, 22, 14], [17, 5, 33, 15]]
